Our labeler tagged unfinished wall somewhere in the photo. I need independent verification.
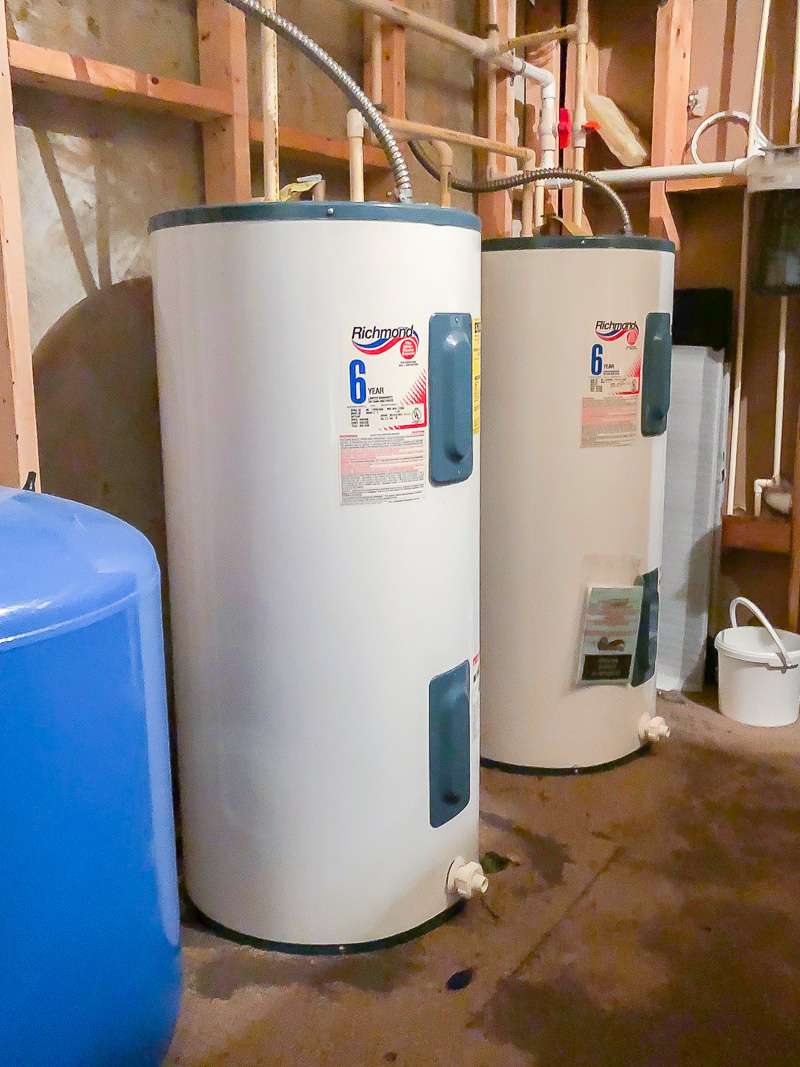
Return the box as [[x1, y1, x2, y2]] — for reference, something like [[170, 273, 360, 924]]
[[685, 0, 798, 624], [10, 0, 476, 533]]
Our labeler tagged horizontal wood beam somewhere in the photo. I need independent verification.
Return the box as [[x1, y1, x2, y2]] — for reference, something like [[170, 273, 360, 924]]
[[8, 40, 391, 174], [664, 174, 746, 193], [9, 39, 234, 121], [250, 119, 390, 171], [721, 515, 791, 555]]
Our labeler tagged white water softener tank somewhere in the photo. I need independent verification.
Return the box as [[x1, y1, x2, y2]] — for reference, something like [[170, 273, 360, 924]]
[[150, 202, 483, 949], [481, 236, 675, 771]]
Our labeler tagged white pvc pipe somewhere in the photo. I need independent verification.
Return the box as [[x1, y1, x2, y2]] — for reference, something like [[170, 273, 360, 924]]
[[572, 0, 589, 226], [590, 158, 747, 187], [347, 108, 366, 202], [774, 298, 789, 482], [336, 0, 555, 88], [431, 140, 453, 207], [261, 0, 280, 202], [523, 163, 536, 236], [336, 0, 558, 168], [728, 0, 772, 514]]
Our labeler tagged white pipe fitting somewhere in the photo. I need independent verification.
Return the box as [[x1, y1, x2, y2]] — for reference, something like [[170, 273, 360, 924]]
[[638, 714, 671, 744], [754, 476, 776, 518], [347, 108, 366, 203], [447, 857, 489, 899]]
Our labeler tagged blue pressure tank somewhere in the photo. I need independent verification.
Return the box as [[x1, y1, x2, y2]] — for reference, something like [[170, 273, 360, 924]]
[[0, 487, 181, 1067]]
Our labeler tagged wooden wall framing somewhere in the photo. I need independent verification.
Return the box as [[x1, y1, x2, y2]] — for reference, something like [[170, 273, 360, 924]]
[[0, 0, 391, 484], [3, 0, 798, 623]]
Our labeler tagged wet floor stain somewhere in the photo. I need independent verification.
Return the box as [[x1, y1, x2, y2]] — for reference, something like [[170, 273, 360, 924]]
[[482, 897, 800, 1067], [169, 705, 800, 1066], [478, 738, 800, 1066], [482, 812, 574, 887], [192, 941, 423, 1001]]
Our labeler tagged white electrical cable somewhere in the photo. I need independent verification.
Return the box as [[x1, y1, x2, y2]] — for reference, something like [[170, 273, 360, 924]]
[[690, 110, 769, 165]]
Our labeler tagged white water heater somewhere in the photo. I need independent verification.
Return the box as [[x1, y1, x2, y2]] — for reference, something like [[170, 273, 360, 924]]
[[150, 201, 483, 950], [481, 236, 675, 771]]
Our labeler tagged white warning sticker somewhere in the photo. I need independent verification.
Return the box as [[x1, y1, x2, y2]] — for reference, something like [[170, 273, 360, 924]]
[[340, 323, 427, 505], [470, 652, 480, 743], [578, 586, 643, 685], [581, 319, 642, 448]]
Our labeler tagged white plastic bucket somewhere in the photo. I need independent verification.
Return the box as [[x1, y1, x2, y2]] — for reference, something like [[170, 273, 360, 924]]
[[715, 597, 800, 727]]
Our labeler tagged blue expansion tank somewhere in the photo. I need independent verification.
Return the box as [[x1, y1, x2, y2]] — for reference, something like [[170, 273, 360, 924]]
[[0, 487, 181, 1066]]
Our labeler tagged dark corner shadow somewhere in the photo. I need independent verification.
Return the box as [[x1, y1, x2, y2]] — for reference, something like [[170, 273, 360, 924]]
[[32, 278, 175, 730]]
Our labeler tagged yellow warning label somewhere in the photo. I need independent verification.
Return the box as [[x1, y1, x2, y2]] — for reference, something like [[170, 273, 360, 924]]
[[472, 317, 481, 435]]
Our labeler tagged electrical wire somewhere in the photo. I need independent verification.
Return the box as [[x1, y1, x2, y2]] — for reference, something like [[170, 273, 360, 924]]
[[408, 141, 633, 235], [221, 0, 413, 203], [690, 110, 769, 165]]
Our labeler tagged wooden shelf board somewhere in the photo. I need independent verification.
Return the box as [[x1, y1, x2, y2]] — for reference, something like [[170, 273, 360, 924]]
[[251, 118, 390, 172], [721, 514, 791, 555], [8, 42, 391, 172], [9, 39, 234, 121], [665, 173, 746, 193]]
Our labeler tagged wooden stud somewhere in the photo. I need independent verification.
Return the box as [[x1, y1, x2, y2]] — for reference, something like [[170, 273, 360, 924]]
[[363, 10, 405, 201], [380, 20, 406, 118], [197, 0, 251, 204], [649, 0, 693, 245], [477, 0, 516, 239], [789, 416, 800, 629], [0, 1, 38, 486]]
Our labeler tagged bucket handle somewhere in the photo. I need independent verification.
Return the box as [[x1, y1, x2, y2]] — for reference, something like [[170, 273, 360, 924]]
[[730, 596, 793, 673]]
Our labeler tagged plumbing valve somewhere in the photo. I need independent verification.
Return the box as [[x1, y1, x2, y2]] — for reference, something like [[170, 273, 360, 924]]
[[638, 713, 671, 744], [558, 107, 572, 150], [447, 857, 489, 899]]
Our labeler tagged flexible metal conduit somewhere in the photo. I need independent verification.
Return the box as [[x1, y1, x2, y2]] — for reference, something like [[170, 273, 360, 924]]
[[408, 144, 633, 235], [222, 0, 414, 203]]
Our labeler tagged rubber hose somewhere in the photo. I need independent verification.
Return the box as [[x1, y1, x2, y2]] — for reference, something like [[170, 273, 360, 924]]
[[222, 0, 413, 204], [409, 141, 632, 235]]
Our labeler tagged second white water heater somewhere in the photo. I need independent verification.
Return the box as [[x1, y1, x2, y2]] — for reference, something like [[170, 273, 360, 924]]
[[481, 236, 675, 771], [150, 201, 483, 950]]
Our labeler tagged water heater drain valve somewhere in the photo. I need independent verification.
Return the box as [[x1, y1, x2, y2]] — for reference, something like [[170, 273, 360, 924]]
[[447, 857, 489, 899], [638, 714, 671, 744]]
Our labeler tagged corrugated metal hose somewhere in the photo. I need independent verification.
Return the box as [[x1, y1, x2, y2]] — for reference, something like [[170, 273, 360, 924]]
[[409, 141, 633, 235], [221, 0, 414, 203]]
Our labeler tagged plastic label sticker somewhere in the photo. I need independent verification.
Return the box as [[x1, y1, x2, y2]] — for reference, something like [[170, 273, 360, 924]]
[[470, 652, 480, 743], [472, 318, 481, 435], [340, 323, 427, 505], [581, 319, 642, 448], [578, 586, 644, 685]]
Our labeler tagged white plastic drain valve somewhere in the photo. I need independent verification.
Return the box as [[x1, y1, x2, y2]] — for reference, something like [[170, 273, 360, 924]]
[[447, 857, 489, 899], [638, 713, 671, 744]]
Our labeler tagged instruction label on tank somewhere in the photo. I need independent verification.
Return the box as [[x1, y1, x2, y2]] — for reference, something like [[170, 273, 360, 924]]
[[340, 324, 427, 505], [578, 586, 643, 685], [470, 652, 480, 743], [581, 320, 641, 447], [472, 318, 481, 435]]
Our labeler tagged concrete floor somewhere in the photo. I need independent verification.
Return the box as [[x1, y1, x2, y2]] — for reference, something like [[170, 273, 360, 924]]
[[166, 695, 800, 1066]]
